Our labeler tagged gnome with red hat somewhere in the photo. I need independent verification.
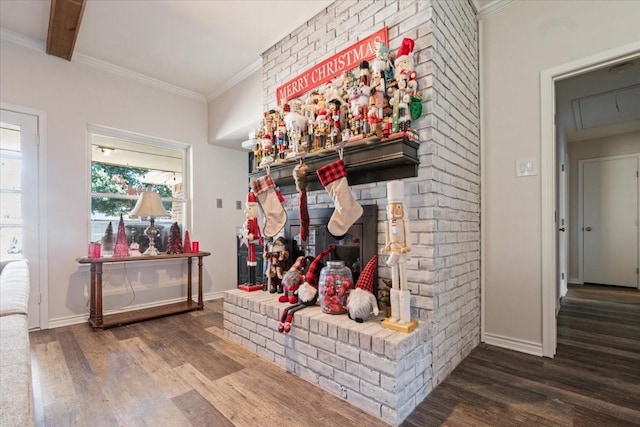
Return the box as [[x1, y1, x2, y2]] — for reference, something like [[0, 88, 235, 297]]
[[346, 255, 380, 323], [238, 191, 263, 290], [278, 246, 336, 333]]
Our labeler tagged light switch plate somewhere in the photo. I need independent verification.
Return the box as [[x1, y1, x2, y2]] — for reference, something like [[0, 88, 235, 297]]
[[515, 159, 537, 177]]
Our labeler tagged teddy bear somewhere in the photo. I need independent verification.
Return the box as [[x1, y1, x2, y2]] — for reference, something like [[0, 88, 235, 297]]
[[264, 237, 289, 293]]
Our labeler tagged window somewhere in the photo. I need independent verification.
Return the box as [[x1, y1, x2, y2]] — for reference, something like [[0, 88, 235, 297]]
[[89, 128, 189, 254]]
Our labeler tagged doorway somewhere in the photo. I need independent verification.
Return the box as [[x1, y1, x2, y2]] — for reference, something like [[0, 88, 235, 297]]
[[542, 45, 640, 357], [579, 155, 639, 288], [0, 106, 47, 329]]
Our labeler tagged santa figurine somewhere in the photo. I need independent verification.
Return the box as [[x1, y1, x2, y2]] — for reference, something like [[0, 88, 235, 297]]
[[238, 191, 263, 290], [346, 255, 380, 323]]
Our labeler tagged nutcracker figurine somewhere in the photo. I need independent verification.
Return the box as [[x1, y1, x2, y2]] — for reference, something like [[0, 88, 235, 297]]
[[238, 191, 263, 291], [380, 180, 418, 333]]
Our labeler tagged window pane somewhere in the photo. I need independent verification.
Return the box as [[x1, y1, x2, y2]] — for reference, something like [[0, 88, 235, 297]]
[[0, 125, 21, 152], [0, 157, 22, 190], [0, 227, 22, 259], [91, 196, 138, 219], [91, 217, 175, 254], [0, 193, 22, 225]]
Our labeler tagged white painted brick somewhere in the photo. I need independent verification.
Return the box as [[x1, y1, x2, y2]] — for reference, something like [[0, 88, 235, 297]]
[[346, 359, 380, 386], [361, 380, 397, 407], [308, 358, 334, 379], [319, 376, 348, 399], [347, 389, 382, 419], [318, 349, 346, 371], [293, 340, 318, 359], [240, 318, 257, 333], [334, 369, 361, 392], [266, 340, 285, 357], [285, 348, 309, 367], [309, 334, 336, 353], [360, 351, 397, 376], [294, 328, 309, 343], [298, 365, 319, 385], [336, 341, 360, 362]]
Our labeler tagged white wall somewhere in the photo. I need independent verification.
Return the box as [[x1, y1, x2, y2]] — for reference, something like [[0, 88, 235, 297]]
[[482, 1, 640, 348], [208, 69, 262, 148], [567, 131, 640, 282], [0, 39, 247, 326]]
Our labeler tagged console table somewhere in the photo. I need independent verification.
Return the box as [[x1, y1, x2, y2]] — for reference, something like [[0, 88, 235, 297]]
[[77, 252, 211, 330]]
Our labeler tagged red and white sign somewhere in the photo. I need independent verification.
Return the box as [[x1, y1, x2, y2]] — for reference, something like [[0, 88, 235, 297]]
[[276, 27, 389, 106]]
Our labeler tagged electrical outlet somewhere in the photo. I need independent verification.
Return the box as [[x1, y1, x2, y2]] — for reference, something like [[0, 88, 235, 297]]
[[515, 159, 537, 177]]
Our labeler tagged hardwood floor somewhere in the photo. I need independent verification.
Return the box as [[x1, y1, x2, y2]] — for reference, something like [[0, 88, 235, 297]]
[[30, 284, 640, 426], [29, 300, 389, 427], [402, 283, 640, 426]]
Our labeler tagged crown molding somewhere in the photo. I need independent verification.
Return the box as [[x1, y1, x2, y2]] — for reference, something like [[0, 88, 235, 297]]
[[1, 26, 206, 103], [0, 27, 46, 52], [73, 52, 206, 102], [206, 58, 262, 102], [476, 0, 517, 19]]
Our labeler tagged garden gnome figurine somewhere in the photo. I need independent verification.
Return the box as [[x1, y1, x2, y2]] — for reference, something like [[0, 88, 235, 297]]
[[346, 255, 379, 323], [380, 180, 418, 333]]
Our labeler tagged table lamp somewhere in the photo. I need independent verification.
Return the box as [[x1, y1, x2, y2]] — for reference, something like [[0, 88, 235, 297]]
[[129, 184, 169, 255]]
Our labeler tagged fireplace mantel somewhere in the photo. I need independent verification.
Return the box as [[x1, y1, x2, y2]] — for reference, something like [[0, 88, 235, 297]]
[[249, 135, 420, 195]]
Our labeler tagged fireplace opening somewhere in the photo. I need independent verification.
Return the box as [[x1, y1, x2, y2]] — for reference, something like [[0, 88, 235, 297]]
[[283, 204, 378, 296]]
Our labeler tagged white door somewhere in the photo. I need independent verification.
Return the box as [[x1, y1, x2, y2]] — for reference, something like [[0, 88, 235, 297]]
[[582, 156, 638, 288], [0, 109, 41, 328]]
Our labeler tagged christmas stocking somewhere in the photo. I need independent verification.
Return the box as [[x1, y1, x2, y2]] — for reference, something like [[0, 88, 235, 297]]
[[250, 174, 287, 238], [316, 159, 363, 237], [293, 160, 309, 241]]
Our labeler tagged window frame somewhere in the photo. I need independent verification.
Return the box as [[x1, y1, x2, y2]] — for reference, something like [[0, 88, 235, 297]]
[[87, 124, 191, 252]]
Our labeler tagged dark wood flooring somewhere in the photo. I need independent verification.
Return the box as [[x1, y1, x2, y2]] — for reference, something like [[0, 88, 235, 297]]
[[402, 283, 640, 426], [30, 283, 640, 426]]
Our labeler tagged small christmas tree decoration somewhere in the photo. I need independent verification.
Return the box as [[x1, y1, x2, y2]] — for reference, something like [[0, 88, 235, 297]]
[[113, 215, 130, 257], [166, 222, 184, 254], [183, 230, 192, 253], [101, 221, 115, 256]]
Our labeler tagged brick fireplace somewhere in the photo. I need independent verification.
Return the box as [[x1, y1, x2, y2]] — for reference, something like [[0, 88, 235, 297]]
[[225, 0, 480, 425]]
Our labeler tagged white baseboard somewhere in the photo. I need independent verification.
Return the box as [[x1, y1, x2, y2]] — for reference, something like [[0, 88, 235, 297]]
[[568, 277, 582, 284], [483, 333, 543, 357], [45, 292, 225, 330]]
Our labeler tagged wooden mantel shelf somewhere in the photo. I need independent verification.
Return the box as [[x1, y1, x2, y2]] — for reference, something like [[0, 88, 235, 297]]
[[248, 134, 420, 195]]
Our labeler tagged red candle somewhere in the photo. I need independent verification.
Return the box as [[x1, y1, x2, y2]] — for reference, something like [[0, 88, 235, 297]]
[[192, 241, 199, 253]]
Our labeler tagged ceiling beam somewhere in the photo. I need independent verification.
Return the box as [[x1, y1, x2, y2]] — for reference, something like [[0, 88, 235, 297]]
[[46, 0, 86, 61]]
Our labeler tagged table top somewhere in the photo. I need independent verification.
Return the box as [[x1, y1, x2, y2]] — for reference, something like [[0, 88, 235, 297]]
[[76, 251, 211, 263]]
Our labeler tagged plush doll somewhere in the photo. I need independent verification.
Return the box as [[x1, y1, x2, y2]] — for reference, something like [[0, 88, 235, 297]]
[[278, 246, 336, 333], [346, 255, 379, 323], [279, 256, 306, 304]]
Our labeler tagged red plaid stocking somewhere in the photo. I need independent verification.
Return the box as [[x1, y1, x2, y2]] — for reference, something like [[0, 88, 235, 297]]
[[250, 174, 287, 238], [316, 159, 363, 237], [293, 161, 309, 241]]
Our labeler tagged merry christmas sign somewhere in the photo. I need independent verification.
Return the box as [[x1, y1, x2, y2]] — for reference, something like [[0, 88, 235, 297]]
[[276, 27, 388, 105]]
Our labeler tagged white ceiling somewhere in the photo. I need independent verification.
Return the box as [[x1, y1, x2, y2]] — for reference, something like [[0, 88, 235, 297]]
[[556, 58, 640, 143], [3, 0, 636, 144], [0, 0, 333, 101]]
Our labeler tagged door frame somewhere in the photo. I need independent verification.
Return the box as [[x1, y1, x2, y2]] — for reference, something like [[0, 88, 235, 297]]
[[1, 102, 49, 330], [540, 41, 640, 357], [578, 154, 640, 287]]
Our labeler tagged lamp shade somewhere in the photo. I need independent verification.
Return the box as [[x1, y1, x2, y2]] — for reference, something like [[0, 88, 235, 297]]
[[129, 188, 169, 218]]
